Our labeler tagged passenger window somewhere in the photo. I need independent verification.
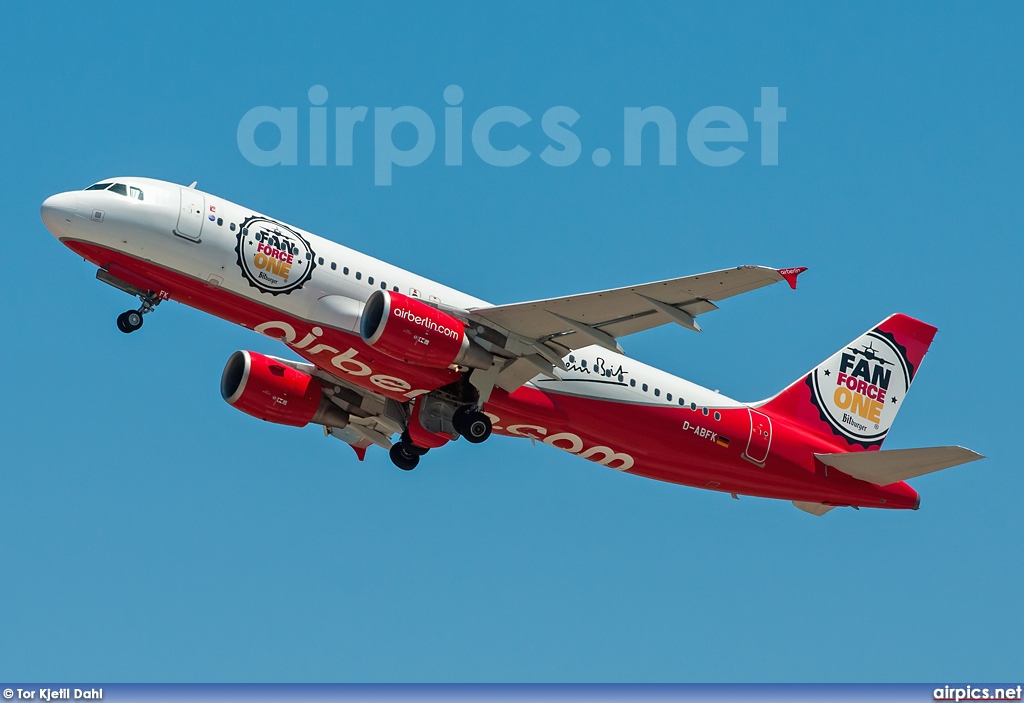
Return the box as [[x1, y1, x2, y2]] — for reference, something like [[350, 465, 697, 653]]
[[568, 355, 575, 363], [108, 183, 128, 196], [654, 388, 660, 397], [86, 183, 112, 191], [216, 217, 222, 226], [714, 411, 721, 421], [129, 187, 144, 200], [381, 282, 386, 289], [630, 379, 636, 387], [393, 286, 399, 292], [702, 408, 709, 416], [368, 277, 374, 285], [678, 398, 685, 406], [230, 223, 236, 231], [355, 272, 361, 280], [642, 383, 648, 392], [318, 257, 324, 265], [666, 393, 672, 401], [690, 402, 697, 411], [330, 262, 337, 270]]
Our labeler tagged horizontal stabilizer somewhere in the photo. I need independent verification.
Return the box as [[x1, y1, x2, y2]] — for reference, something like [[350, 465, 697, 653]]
[[815, 446, 983, 486], [793, 501, 836, 516]]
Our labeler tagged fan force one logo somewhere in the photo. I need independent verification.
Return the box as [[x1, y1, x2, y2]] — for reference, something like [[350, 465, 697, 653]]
[[236, 216, 316, 295], [810, 329, 911, 445]]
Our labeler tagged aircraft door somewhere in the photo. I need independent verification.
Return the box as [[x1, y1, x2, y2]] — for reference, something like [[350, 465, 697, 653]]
[[175, 188, 205, 240], [743, 408, 772, 466]]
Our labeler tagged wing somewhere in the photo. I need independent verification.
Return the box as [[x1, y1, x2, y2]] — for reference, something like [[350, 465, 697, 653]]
[[470, 265, 804, 350], [461, 265, 805, 393], [268, 355, 405, 457]]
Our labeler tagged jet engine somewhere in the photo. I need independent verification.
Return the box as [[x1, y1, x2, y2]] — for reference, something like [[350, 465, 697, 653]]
[[360, 290, 492, 370], [220, 350, 349, 428]]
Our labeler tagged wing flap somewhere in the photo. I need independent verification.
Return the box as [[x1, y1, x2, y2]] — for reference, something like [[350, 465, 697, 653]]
[[815, 446, 984, 485]]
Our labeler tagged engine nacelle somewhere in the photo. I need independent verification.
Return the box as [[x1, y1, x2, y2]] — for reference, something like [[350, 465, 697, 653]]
[[221, 350, 349, 428], [360, 290, 492, 369]]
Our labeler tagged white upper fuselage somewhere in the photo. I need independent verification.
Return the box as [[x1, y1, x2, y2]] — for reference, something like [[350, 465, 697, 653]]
[[40, 177, 743, 412]]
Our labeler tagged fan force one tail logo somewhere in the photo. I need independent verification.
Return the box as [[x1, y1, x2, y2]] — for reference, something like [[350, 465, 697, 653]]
[[809, 329, 912, 446], [236, 216, 316, 295]]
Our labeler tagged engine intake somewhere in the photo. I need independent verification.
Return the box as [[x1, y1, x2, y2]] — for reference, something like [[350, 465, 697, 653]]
[[221, 350, 349, 428], [360, 290, 492, 370]]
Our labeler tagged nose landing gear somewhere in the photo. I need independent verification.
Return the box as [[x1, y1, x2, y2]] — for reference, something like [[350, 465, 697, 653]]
[[116, 310, 144, 333], [115, 293, 161, 334]]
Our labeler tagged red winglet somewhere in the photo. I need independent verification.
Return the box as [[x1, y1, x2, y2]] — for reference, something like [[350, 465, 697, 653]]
[[777, 266, 808, 290], [350, 445, 367, 461]]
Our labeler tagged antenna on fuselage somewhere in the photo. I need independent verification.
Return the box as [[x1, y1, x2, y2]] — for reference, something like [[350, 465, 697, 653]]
[[187, 181, 198, 189]]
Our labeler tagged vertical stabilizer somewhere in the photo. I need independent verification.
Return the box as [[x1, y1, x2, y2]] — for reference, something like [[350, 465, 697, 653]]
[[758, 314, 937, 451]]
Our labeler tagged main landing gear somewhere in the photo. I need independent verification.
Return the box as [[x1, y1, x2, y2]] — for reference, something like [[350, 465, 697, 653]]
[[390, 433, 429, 471], [452, 407, 492, 444], [116, 293, 160, 334], [387, 407, 493, 471]]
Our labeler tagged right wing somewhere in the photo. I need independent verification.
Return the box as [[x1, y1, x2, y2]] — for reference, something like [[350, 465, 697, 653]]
[[460, 265, 805, 394], [469, 265, 805, 351]]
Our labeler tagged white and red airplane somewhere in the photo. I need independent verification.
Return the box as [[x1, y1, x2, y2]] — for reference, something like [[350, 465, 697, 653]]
[[40, 177, 981, 515]]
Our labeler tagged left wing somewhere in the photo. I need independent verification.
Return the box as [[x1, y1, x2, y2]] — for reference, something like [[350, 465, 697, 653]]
[[461, 265, 805, 393], [269, 355, 407, 457]]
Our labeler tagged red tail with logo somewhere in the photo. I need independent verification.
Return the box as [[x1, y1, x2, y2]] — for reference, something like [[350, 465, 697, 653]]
[[758, 314, 937, 451]]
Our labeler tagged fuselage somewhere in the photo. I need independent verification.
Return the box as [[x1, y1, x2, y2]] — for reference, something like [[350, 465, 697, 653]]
[[40, 177, 919, 510]]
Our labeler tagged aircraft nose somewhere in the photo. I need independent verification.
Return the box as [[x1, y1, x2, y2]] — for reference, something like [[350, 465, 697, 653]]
[[40, 192, 79, 237]]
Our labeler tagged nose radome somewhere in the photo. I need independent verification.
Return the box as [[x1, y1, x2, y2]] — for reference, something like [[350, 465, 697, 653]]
[[40, 192, 79, 237]]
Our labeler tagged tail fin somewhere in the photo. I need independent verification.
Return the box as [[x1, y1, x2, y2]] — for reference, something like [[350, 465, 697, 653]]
[[758, 313, 937, 450]]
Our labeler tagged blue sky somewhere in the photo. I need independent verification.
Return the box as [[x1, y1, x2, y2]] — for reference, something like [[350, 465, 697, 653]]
[[1, 1, 1021, 682]]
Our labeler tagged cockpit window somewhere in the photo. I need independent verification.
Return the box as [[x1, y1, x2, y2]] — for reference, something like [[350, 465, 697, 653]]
[[108, 183, 128, 196], [129, 187, 144, 200], [86, 183, 112, 191]]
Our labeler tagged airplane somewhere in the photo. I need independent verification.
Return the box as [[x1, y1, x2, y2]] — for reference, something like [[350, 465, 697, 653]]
[[846, 342, 892, 366], [39, 177, 982, 516]]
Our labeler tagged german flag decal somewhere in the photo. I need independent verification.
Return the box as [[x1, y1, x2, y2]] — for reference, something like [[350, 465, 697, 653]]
[[716, 435, 731, 449]]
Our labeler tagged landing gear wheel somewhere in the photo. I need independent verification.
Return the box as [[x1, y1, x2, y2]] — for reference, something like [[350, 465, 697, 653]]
[[390, 442, 421, 471], [117, 310, 143, 334], [453, 408, 492, 444], [400, 432, 429, 456]]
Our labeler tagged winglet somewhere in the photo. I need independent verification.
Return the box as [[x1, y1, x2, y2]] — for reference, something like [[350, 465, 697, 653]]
[[351, 445, 367, 461], [777, 267, 807, 290]]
